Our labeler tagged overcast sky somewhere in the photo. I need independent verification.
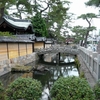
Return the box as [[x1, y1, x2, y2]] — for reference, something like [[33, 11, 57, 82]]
[[68, 0, 100, 35]]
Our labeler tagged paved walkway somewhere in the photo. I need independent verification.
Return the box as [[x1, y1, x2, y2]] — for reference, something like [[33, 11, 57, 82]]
[[78, 55, 96, 88]]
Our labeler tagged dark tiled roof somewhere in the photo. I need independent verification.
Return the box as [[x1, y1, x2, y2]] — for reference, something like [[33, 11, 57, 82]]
[[0, 35, 35, 43], [35, 37, 46, 42], [0, 15, 34, 33], [45, 38, 54, 44]]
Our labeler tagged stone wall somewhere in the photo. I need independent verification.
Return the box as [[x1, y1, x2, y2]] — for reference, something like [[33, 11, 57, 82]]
[[97, 41, 100, 54], [79, 46, 100, 81], [0, 52, 39, 76]]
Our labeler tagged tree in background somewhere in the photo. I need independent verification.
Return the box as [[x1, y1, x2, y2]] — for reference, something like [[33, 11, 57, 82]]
[[0, 0, 15, 20], [31, 13, 48, 37], [85, 0, 100, 7], [10, 0, 32, 19], [71, 26, 87, 46], [0, 0, 73, 41], [78, 13, 97, 47], [46, 0, 72, 41], [30, 0, 72, 39]]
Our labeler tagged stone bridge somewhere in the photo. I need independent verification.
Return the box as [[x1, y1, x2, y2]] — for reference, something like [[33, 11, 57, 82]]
[[36, 45, 79, 55]]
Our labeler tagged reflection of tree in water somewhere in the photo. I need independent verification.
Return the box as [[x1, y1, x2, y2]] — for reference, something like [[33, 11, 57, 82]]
[[33, 63, 77, 100], [50, 64, 74, 80], [33, 64, 76, 89]]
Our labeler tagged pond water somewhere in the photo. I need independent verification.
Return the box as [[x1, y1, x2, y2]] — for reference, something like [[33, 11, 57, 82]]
[[0, 55, 79, 100]]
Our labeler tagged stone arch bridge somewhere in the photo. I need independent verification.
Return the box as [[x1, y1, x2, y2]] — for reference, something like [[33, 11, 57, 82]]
[[36, 45, 79, 55]]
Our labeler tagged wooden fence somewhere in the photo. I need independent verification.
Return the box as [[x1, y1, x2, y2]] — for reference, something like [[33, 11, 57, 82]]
[[0, 43, 33, 61]]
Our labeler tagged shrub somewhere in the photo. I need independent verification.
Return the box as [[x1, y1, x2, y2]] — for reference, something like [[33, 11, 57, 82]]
[[0, 31, 12, 36], [50, 76, 95, 100], [6, 77, 42, 100], [93, 80, 100, 99], [0, 81, 5, 100]]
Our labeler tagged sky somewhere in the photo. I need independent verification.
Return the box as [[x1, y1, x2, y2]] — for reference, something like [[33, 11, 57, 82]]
[[68, 0, 100, 35]]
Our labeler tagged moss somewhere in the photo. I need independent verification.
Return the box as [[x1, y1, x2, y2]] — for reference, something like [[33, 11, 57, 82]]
[[80, 71, 85, 78], [74, 56, 80, 70], [11, 64, 32, 72]]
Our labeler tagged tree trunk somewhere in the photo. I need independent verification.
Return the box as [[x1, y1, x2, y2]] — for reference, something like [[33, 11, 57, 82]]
[[80, 40, 83, 46], [84, 31, 89, 48], [0, 7, 5, 20]]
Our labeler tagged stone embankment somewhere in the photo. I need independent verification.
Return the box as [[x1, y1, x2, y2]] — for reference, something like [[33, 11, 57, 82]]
[[78, 55, 96, 88], [0, 52, 39, 76]]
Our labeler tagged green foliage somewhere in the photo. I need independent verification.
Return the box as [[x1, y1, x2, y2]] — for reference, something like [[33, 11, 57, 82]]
[[75, 57, 80, 69], [78, 13, 97, 19], [0, 31, 12, 36], [79, 71, 85, 78], [13, 0, 32, 19], [0, 0, 16, 8], [50, 76, 95, 100], [31, 13, 48, 37], [93, 80, 100, 99], [6, 77, 42, 100], [46, 0, 71, 40], [0, 81, 5, 100], [71, 26, 86, 44], [85, 0, 100, 7], [77, 13, 97, 47]]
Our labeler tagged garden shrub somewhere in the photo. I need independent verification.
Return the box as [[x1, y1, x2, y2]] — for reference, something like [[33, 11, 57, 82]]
[[0, 31, 12, 36], [50, 76, 95, 100], [93, 79, 100, 99], [6, 77, 42, 100], [0, 81, 5, 100]]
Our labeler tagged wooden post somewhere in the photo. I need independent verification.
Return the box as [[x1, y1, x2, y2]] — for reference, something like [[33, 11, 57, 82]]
[[6, 43, 9, 59], [56, 52, 60, 65], [32, 43, 34, 52], [18, 43, 20, 56], [26, 43, 27, 55]]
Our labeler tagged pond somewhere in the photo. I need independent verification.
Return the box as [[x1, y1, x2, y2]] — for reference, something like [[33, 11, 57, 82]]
[[0, 55, 79, 100]]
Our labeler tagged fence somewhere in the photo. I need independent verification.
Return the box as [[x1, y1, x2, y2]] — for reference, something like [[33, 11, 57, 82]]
[[0, 43, 33, 61], [79, 46, 100, 81]]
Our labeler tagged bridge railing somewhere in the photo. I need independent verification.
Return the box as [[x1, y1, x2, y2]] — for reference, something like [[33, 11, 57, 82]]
[[36, 44, 78, 55], [79, 46, 100, 81]]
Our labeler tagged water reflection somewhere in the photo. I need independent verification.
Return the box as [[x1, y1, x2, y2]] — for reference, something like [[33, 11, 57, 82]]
[[0, 72, 34, 89], [0, 56, 79, 100], [33, 63, 79, 100]]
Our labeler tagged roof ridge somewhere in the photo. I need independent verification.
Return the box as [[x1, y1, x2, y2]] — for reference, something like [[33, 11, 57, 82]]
[[4, 14, 31, 22]]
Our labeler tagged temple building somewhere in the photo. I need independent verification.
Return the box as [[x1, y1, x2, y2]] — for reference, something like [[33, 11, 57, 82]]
[[0, 15, 34, 34]]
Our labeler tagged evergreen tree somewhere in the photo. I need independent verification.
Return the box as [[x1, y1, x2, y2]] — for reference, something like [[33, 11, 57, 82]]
[[31, 13, 48, 37], [0, 0, 15, 19], [71, 26, 86, 46], [85, 0, 100, 7], [78, 13, 97, 47]]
